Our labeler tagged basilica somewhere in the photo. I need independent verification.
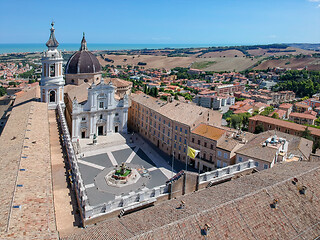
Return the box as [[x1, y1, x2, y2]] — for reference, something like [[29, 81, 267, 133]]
[[40, 23, 132, 142]]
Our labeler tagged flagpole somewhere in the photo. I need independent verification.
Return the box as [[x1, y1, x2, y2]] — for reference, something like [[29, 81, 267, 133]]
[[172, 150, 174, 178], [186, 144, 188, 171]]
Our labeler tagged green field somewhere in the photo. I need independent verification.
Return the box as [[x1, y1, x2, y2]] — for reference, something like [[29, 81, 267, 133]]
[[191, 61, 216, 69]]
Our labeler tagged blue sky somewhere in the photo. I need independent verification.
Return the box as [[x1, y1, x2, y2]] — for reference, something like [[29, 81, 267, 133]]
[[0, 0, 319, 45]]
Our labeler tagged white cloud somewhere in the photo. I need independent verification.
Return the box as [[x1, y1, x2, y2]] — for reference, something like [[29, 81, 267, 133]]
[[308, 0, 320, 2]]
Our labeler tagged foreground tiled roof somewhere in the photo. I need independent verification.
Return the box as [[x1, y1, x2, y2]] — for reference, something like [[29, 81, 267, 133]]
[[62, 161, 320, 240], [0, 86, 58, 239]]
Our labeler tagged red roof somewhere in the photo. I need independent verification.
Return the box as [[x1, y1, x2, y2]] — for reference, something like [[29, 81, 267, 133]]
[[289, 112, 317, 120]]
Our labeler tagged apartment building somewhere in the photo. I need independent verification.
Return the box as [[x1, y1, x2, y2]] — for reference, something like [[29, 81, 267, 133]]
[[215, 84, 244, 95], [248, 115, 320, 140], [289, 112, 317, 125], [128, 93, 222, 163], [235, 130, 312, 171], [189, 124, 253, 172]]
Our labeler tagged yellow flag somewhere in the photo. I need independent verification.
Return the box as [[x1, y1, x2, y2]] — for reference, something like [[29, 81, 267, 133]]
[[187, 146, 200, 159]]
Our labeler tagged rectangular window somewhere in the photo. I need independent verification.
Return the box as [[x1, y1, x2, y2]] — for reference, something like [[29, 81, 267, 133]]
[[175, 135, 177, 140], [211, 144, 213, 150], [99, 102, 104, 108], [224, 153, 228, 159], [223, 162, 227, 167], [264, 164, 268, 169], [43, 63, 47, 76], [163, 129, 165, 133], [198, 140, 201, 145], [204, 142, 207, 147], [168, 132, 170, 137], [159, 117, 161, 122], [163, 120, 166, 124], [82, 117, 86, 121], [180, 127, 182, 132], [50, 64, 55, 77], [210, 155, 213, 161], [185, 129, 188, 134], [174, 143, 176, 148], [184, 139, 186, 144], [192, 138, 194, 143], [255, 162, 259, 167], [169, 122, 171, 127], [155, 115, 157, 119], [218, 151, 222, 157], [167, 140, 169, 144], [175, 126, 177, 131], [179, 146, 181, 150], [179, 137, 181, 142], [217, 160, 221, 168], [238, 156, 243, 162]]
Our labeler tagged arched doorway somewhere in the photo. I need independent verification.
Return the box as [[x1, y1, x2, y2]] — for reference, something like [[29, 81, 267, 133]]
[[49, 90, 56, 103]]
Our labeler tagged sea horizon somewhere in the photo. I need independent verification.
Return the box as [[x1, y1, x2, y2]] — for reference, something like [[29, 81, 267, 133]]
[[0, 43, 271, 54]]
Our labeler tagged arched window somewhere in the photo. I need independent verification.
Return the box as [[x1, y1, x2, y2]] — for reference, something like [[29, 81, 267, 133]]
[[84, 79, 88, 83], [71, 79, 75, 84], [49, 90, 56, 103]]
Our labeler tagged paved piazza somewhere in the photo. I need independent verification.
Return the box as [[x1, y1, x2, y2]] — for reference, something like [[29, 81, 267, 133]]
[[76, 134, 174, 207]]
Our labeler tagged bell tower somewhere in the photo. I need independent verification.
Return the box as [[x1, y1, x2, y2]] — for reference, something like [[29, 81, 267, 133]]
[[40, 22, 65, 109]]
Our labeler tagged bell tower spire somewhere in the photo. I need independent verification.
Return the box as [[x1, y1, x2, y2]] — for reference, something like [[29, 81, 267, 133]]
[[80, 32, 88, 51], [40, 22, 65, 109], [46, 22, 59, 49]]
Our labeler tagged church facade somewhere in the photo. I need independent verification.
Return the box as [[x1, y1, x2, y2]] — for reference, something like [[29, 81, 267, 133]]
[[70, 80, 129, 141], [40, 22, 65, 109]]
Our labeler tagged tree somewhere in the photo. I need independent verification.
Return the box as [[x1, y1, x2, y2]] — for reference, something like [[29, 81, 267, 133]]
[[301, 127, 313, 141], [174, 94, 179, 100], [271, 112, 279, 119], [0, 86, 6, 97], [226, 117, 231, 127], [260, 106, 274, 116], [231, 114, 242, 129], [254, 124, 264, 134], [252, 110, 259, 116]]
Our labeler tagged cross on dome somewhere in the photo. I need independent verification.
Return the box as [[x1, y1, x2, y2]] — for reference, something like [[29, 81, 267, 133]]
[[80, 32, 88, 51]]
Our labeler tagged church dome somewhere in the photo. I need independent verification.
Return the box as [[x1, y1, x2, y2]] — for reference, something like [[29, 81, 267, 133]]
[[65, 33, 101, 74]]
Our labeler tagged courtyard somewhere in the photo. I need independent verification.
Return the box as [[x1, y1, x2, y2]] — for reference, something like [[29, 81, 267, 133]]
[[76, 134, 175, 207]]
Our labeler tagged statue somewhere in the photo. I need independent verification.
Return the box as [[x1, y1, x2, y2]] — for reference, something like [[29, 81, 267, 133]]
[[93, 134, 97, 144], [120, 162, 127, 175]]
